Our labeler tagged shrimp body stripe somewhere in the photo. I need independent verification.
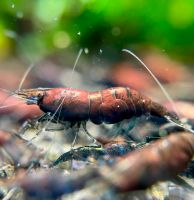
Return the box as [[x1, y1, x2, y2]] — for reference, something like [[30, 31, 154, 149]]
[[89, 87, 124, 124]]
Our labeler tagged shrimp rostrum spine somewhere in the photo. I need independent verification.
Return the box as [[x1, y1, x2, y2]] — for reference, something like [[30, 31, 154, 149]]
[[16, 87, 177, 125]]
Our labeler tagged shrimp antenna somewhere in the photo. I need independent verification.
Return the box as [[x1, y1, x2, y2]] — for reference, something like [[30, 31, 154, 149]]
[[0, 63, 35, 109], [18, 63, 35, 90], [122, 49, 180, 117], [69, 48, 83, 86]]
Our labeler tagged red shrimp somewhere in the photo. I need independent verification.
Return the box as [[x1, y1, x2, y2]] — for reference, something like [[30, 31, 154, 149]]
[[16, 87, 178, 125]]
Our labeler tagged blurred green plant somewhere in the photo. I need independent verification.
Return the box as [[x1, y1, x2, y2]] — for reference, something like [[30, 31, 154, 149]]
[[0, 0, 194, 63]]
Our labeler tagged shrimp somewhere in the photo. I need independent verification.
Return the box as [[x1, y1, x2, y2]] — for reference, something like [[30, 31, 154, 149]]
[[9, 49, 193, 137], [14, 48, 194, 133], [15, 86, 181, 126]]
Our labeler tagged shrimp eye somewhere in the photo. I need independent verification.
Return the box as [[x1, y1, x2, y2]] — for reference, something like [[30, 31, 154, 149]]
[[37, 93, 43, 98], [36, 93, 44, 104]]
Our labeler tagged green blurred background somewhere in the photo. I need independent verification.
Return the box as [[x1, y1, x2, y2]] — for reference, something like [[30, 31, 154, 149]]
[[0, 0, 194, 63]]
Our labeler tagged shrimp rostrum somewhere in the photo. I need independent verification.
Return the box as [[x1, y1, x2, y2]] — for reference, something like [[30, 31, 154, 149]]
[[16, 87, 179, 126]]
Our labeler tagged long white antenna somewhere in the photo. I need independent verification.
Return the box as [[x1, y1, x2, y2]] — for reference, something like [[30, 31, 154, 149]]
[[18, 64, 35, 90], [68, 48, 83, 86], [122, 49, 180, 117]]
